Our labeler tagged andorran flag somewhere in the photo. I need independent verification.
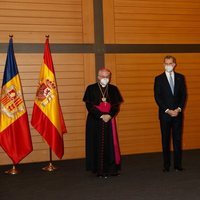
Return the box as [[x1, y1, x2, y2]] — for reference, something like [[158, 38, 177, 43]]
[[0, 37, 33, 164], [31, 38, 67, 159]]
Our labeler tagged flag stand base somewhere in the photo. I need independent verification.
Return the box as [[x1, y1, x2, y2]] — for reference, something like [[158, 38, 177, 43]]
[[42, 162, 57, 172], [5, 165, 20, 175]]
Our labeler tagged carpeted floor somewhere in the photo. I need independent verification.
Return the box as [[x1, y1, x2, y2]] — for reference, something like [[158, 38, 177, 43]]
[[1, 150, 200, 200]]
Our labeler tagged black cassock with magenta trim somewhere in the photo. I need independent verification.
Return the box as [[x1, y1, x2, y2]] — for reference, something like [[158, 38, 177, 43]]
[[83, 82, 123, 176]]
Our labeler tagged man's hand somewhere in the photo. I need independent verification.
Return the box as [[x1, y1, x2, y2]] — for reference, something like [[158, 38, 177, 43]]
[[174, 107, 181, 113], [166, 109, 180, 117]]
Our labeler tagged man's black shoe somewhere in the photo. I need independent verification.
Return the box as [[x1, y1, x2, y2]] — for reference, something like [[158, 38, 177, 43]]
[[175, 167, 183, 172], [163, 168, 170, 172]]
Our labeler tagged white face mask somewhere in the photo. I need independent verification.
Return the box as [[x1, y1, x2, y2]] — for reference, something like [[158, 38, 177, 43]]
[[165, 65, 173, 72], [100, 78, 109, 86]]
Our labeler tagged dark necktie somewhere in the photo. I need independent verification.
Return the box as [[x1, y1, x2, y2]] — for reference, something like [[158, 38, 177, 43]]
[[169, 73, 174, 94]]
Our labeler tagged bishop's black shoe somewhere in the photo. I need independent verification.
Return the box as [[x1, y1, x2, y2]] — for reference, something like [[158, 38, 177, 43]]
[[110, 172, 120, 176], [97, 174, 108, 178]]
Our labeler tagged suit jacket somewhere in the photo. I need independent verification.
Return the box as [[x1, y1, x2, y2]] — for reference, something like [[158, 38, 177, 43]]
[[154, 72, 187, 119]]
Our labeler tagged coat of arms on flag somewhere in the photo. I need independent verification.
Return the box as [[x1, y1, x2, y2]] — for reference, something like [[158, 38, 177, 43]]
[[36, 79, 56, 106], [1, 85, 24, 118]]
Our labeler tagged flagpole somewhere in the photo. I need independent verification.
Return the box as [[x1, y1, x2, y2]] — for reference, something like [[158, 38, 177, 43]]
[[42, 148, 57, 172], [5, 164, 20, 175], [2, 34, 32, 175], [31, 35, 66, 171], [4, 37, 20, 175]]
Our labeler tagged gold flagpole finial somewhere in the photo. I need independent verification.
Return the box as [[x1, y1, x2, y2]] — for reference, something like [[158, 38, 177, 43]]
[[45, 35, 50, 39], [9, 34, 13, 38]]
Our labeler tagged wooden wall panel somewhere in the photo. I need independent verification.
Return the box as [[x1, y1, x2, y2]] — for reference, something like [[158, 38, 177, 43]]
[[104, 0, 200, 44], [0, 0, 94, 43], [1, 0, 200, 165], [0, 53, 95, 165], [105, 53, 200, 155]]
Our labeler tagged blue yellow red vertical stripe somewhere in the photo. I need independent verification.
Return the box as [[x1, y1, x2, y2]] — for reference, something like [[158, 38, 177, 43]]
[[0, 37, 33, 164]]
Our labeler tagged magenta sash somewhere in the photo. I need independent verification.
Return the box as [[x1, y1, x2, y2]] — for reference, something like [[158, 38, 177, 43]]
[[95, 102, 121, 165]]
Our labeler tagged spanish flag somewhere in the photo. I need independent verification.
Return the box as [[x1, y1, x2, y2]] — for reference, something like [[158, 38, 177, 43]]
[[0, 37, 33, 164], [31, 38, 67, 159]]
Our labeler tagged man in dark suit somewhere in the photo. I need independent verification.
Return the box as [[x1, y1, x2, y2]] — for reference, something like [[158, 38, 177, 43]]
[[154, 55, 187, 172]]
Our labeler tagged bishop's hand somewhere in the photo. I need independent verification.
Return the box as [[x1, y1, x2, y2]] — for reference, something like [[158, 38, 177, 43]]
[[101, 114, 111, 122]]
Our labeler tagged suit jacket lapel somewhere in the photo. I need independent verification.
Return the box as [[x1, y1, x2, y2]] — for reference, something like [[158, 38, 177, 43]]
[[174, 72, 178, 95]]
